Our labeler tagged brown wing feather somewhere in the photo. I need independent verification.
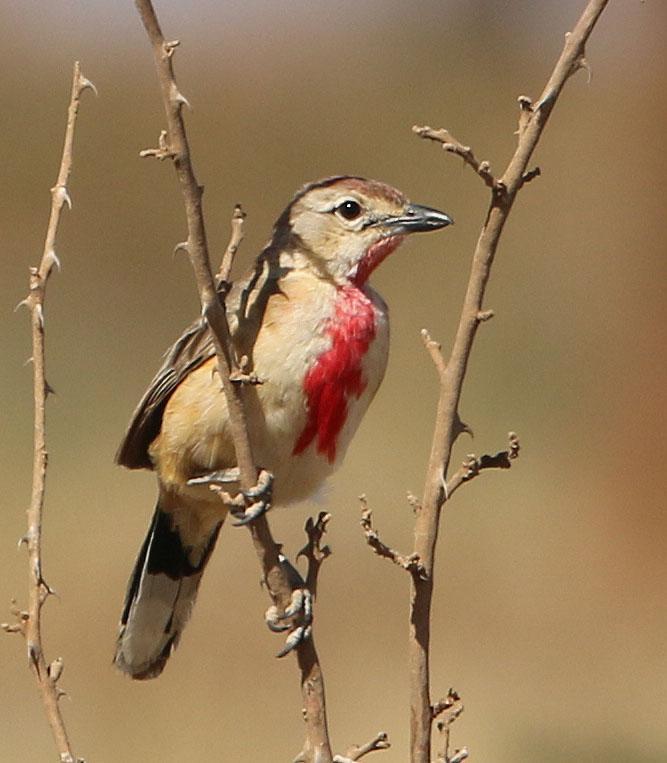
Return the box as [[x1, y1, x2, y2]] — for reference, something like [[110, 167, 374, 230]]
[[116, 247, 288, 471], [116, 319, 215, 469]]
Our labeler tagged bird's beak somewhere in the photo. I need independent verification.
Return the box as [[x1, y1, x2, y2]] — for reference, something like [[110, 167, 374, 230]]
[[378, 203, 453, 235]]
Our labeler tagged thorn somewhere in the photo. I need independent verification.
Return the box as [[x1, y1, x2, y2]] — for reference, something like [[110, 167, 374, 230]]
[[170, 84, 192, 111], [173, 241, 190, 256], [14, 297, 30, 313], [455, 414, 473, 439], [163, 39, 180, 57], [78, 75, 98, 97], [476, 309, 494, 322], [522, 166, 541, 185], [40, 579, 57, 598], [578, 55, 593, 84], [45, 248, 62, 273], [23, 356, 34, 367], [17, 534, 29, 549], [52, 184, 72, 210]]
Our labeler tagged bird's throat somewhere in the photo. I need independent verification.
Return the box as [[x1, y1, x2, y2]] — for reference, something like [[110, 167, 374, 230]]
[[352, 234, 404, 286]]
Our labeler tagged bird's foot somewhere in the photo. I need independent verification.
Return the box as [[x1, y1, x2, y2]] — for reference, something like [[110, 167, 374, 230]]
[[187, 468, 273, 526], [265, 553, 313, 657]]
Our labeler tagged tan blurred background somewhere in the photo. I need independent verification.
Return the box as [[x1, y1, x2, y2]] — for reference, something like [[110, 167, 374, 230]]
[[1, 1, 665, 761]]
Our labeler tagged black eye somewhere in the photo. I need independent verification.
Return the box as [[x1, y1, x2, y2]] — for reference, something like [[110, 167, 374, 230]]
[[336, 199, 362, 221]]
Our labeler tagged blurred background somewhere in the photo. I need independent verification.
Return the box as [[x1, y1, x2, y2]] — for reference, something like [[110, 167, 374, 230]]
[[1, 1, 665, 761]]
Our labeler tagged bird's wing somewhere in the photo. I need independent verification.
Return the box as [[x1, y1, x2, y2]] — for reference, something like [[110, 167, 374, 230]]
[[115, 317, 216, 469], [116, 249, 287, 470]]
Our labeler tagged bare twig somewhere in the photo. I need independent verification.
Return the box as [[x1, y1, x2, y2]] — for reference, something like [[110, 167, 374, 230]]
[[359, 497, 426, 578], [1, 61, 94, 763], [408, 2, 610, 761], [433, 690, 466, 763], [412, 125, 500, 192], [133, 3, 332, 760], [333, 731, 391, 762], [444, 432, 520, 500], [217, 203, 246, 289], [297, 512, 332, 598]]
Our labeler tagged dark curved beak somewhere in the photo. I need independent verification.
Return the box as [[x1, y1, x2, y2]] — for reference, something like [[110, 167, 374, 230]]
[[381, 203, 453, 235]]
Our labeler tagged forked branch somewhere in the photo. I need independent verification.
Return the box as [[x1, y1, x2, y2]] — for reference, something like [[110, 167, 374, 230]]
[[1, 61, 95, 763]]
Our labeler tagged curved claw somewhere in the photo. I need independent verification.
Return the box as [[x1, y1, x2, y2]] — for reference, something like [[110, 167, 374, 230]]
[[276, 624, 312, 658], [279, 589, 305, 620], [265, 585, 313, 655], [244, 469, 273, 500], [232, 499, 270, 526], [265, 605, 292, 633]]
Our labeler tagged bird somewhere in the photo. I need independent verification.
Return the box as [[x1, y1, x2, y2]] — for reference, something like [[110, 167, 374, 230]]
[[114, 175, 452, 679]]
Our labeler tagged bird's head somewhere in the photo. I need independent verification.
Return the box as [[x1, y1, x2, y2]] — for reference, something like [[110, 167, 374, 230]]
[[272, 176, 453, 285]]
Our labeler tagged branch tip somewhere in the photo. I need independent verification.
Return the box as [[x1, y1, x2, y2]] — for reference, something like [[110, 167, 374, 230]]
[[413, 124, 500, 190], [334, 731, 390, 762], [217, 203, 247, 285]]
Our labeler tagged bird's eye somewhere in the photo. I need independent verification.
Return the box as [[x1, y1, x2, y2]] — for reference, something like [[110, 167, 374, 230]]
[[336, 199, 362, 221]]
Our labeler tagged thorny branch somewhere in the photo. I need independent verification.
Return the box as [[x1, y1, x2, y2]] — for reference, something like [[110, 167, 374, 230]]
[[1, 61, 94, 763], [133, 2, 333, 760], [397, 2, 609, 761]]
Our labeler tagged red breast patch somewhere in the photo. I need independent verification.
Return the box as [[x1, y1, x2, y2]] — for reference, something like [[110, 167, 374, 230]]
[[293, 286, 376, 463]]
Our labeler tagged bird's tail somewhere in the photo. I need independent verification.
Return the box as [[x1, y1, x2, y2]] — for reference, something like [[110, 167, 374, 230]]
[[114, 499, 222, 679]]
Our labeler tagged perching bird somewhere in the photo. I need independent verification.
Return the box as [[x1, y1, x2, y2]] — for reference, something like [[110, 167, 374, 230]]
[[114, 176, 452, 679]]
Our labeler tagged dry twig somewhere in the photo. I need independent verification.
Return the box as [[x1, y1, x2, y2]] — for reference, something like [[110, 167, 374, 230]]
[[217, 203, 246, 288], [412, 126, 500, 192], [444, 432, 520, 500], [133, 2, 333, 759], [432, 689, 467, 763], [1, 61, 94, 763], [402, 1, 610, 760], [333, 731, 391, 762], [359, 496, 426, 578]]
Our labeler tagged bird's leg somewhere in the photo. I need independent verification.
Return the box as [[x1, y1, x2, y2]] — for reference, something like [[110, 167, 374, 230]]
[[187, 468, 274, 526], [265, 553, 313, 657]]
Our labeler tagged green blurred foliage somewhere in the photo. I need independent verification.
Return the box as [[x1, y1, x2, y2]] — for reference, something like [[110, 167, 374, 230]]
[[1, 2, 665, 761]]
